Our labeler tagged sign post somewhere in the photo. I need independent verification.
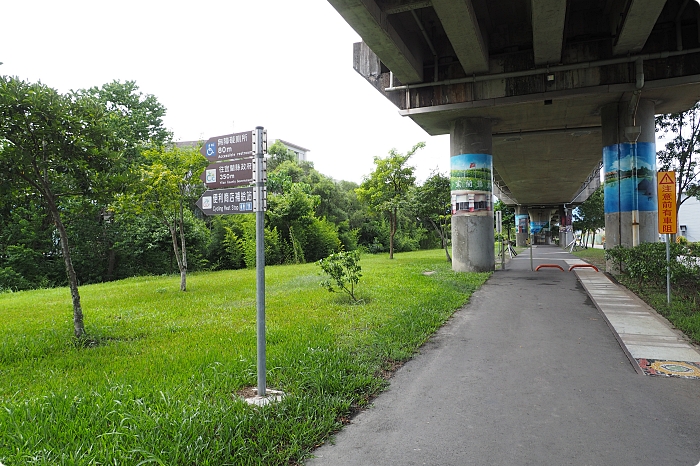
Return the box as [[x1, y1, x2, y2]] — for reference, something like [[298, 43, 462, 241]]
[[196, 127, 268, 396], [495, 210, 504, 270], [253, 126, 267, 397], [657, 171, 677, 304]]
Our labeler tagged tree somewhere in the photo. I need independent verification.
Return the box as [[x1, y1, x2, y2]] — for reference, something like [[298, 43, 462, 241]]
[[0, 77, 117, 338], [412, 171, 452, 262], [494, 200, 515, 243], [266, 140, 298, 172], [357, 143, 423, 259], [318, 250, 362, 302], [573, 186, 604, 248], [116, 145, 207, 291], [656, 102, 700, 238]]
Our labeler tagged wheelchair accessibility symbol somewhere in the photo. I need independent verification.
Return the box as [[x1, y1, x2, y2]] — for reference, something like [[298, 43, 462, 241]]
[[205, 142, 216, 157]]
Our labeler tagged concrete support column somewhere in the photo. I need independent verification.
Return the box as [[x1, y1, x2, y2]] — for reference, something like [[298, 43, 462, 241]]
[[559, 205, 573, 247], [529, 208, 555, 245], [515, 205, 529, 247], [450, 118, 495, 272], [601, 98, 658, 272]]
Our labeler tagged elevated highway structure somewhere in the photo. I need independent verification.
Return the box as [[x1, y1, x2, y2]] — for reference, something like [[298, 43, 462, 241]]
[[328, 0, 700, 271]]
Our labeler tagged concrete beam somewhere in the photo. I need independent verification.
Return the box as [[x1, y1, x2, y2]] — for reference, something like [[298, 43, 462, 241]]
[[432, 0, 489, 74], [327, 0, 424, 84], [381, 0, 432, 15], [613, 0, 667, 56], [531, 0, 567, 65]]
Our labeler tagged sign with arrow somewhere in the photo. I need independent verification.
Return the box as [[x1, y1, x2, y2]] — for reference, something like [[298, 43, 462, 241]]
[[200, 157, 254, 188], [200, 131, 254, 161], [196, 186, 255, 216]]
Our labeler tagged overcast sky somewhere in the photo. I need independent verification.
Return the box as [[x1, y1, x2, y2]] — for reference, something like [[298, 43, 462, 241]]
[[1, 0, 450, 184]]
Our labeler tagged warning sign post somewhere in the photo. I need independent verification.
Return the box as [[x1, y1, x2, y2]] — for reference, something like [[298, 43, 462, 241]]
[[657, 171, 677, 305], [657, 171, 677, 234]]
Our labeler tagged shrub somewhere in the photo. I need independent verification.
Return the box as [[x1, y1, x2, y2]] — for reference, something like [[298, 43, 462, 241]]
[[606, 242, 700, 290], [317, 250, 362, 302]]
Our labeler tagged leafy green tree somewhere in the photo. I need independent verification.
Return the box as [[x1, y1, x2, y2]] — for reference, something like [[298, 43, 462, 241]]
[[0, 76, 119, 338], [266, 140, 298, 172], [85, 80, 172, 274], [573, 186, 604, 248], [318, 250, 362, 302], [356, 142, 424, 259], [86, 80, 171, 161], [656, 102, 700, 237], [116, 145, 207, 291], [494, 200, 515, 242], [412, 171, 451, 261]]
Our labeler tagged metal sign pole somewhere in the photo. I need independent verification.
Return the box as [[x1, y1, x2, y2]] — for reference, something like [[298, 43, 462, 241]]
[[254, 126, 267, 397], [666, 234, 671, 305], [495, 210, 504, 270], [529, 219, 533, 271]]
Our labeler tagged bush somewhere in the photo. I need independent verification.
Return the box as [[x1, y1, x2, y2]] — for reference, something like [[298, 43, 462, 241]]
[[606, 242, 700, 290], [0, 267, 33, 292], [317, 250, 362, 302]]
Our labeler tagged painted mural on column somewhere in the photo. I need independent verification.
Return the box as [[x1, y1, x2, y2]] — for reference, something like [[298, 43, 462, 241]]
[[450, 153, 493, 216], [603, 142, 657, 213]]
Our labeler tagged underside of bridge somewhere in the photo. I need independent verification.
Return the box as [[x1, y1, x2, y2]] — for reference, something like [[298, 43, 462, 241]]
[[330, 0, 700, 207]]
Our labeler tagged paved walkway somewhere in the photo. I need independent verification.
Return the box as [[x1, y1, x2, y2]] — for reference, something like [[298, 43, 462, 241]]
[[307, 246, 700, 466], [517, 245, 700, 376]]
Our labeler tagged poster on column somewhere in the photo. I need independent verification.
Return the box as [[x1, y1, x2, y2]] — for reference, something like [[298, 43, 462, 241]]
[[515, 214, 528, 233], [450, 153, 493, 216], [603, 142, 657, 213]]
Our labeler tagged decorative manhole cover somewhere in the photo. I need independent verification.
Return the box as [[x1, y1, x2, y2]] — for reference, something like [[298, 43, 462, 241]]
[[637, 359, 700, 379]]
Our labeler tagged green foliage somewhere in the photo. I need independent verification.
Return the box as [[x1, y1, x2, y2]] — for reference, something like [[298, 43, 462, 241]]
[[318, 250, 362, 302], [605, 242, 700, 289], [606, 242, 700, 343], [412, 171, 452, 260], [357, 142, 423, 258], [223, 227, 246, 269], [656, 101, 700, 213], [494, 200, 515, 240], [115, 145, 207, 291], [266, 140, 298, 172], [573, 186, 604, 247]]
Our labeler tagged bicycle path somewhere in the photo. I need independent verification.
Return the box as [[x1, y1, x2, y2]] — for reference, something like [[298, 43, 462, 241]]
[[306, 246, 700, 465]]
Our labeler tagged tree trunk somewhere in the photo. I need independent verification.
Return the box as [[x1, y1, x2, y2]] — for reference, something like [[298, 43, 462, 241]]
[[167, 215, 187, 292], [47, 195, 85, 338], [428, 218, 451, 262], [389, 209, 396, 259], [178, 204, 187, 292]]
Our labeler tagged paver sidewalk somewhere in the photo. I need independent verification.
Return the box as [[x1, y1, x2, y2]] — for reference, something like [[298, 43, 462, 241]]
[[575, 268, 700, 378]]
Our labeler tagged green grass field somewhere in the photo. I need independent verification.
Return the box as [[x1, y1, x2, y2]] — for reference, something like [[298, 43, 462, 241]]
[[0, 250, 489, 465]]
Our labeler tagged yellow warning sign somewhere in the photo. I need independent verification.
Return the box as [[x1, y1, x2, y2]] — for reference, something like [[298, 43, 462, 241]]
[[657, 171, 677, 234]]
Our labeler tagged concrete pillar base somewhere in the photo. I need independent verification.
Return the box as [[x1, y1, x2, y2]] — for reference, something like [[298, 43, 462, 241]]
[[515, 205, 528, 247], [452, 215, 495, 272], [604, 211, 658, 271]]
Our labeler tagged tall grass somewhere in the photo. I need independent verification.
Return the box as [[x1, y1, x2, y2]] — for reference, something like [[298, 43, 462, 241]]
[[0, 250, 489, 465]]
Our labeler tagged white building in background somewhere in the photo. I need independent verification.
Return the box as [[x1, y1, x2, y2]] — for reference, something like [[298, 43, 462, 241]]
[[679, 195, 700, 242], [278, 140, 310, 162]]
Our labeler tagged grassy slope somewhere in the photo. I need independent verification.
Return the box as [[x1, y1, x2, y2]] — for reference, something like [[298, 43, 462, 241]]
[[0, 250, 489, 465]]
